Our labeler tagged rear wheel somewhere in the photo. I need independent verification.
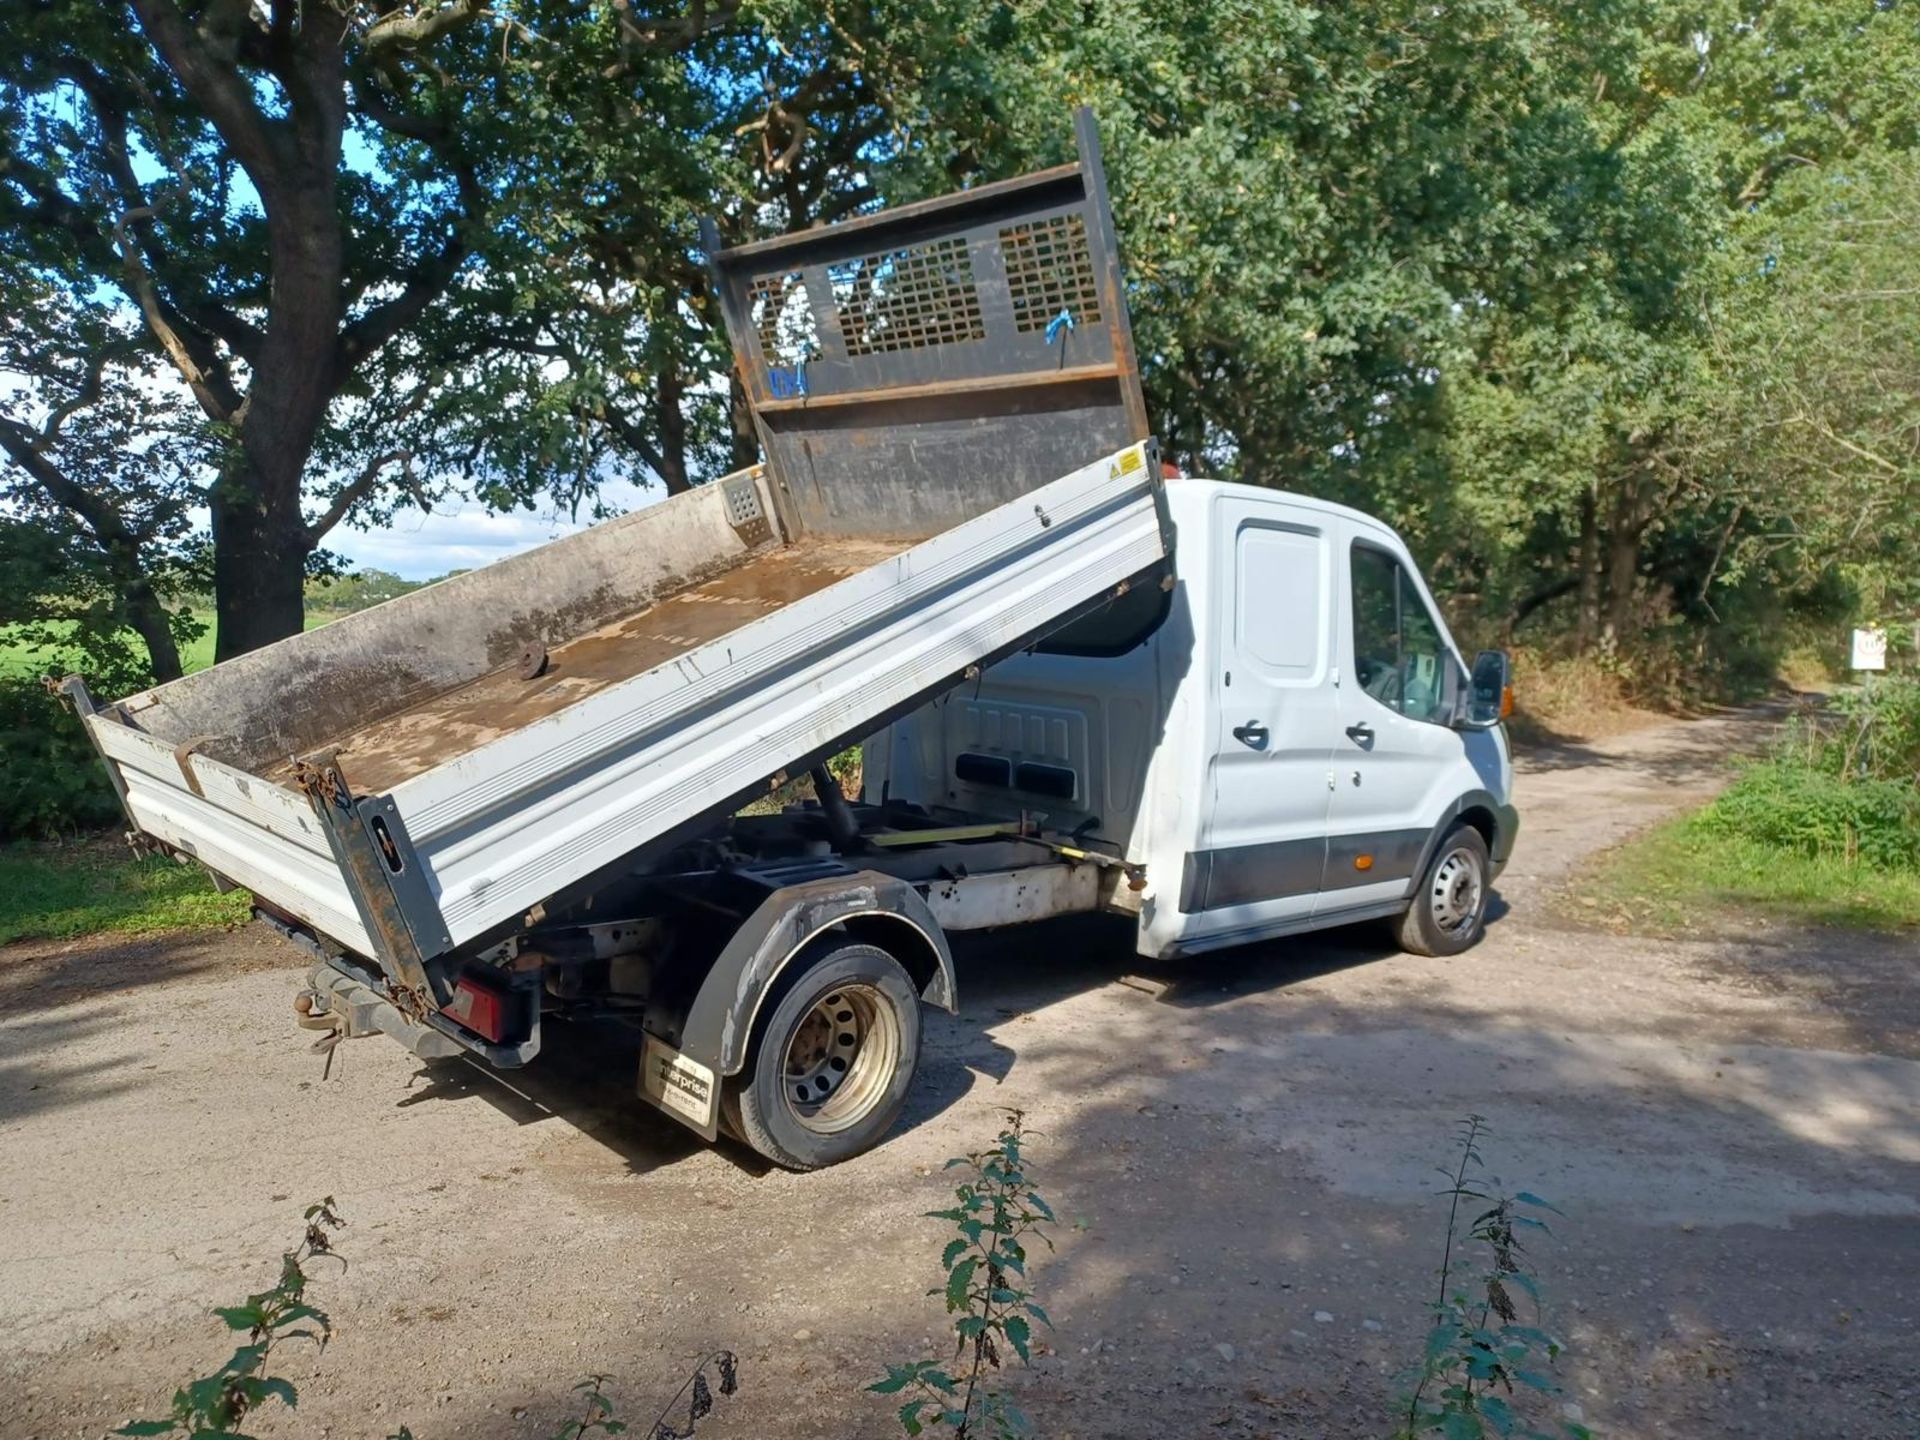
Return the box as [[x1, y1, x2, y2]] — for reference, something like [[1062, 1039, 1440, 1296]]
[[723, 941, 921, 1170], [1393, 824, 1491, 957]]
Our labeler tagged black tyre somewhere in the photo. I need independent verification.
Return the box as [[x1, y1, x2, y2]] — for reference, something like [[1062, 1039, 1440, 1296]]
[[1393, 824, 1492, 957], [723, 942, 921, 1170]]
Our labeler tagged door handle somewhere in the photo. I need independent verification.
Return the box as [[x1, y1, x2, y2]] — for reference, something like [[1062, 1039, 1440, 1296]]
[[1344, 722, 1374, 744], [1231, 720, 1269, 750]]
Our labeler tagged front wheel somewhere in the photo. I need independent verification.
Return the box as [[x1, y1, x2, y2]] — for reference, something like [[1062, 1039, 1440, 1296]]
[[1393, 824, 1491, 957], [723, 941, 922, 1170]]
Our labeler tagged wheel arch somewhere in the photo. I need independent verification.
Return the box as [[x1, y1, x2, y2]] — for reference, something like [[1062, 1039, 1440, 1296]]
[[1455, 802, 1498, 851], [1410, 789, 1514, 895], [675, 871, 956, 1081]]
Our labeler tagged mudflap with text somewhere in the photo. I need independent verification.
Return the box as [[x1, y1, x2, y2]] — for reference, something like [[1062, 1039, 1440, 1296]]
[[639, 1032, 720, 1141]]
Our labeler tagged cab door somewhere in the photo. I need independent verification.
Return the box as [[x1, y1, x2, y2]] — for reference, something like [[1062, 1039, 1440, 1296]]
[[1180, 493, 1340, 940], [1319, 522, 1469, 915]]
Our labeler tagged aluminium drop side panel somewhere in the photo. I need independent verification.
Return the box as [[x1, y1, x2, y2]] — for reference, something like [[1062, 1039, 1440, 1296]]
[[84, 718, 376, 953], [71, 471, 777, 965], [386, 442, 1168, 948]]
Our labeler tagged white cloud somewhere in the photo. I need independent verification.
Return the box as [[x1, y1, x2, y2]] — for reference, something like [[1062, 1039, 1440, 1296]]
[[322, 476, 666, 580]]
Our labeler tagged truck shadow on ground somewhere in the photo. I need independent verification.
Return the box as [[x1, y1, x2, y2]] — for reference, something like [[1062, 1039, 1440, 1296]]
[[0, 1006, 150, 1124], [383, 902, 1509, 1179]]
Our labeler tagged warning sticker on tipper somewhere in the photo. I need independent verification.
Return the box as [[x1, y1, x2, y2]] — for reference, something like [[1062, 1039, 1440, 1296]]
[[640, 1034, 716, 1129], [1117, 445, 1145, 474]]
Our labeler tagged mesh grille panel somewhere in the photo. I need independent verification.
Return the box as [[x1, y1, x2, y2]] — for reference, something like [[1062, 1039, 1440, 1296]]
[[829, 237, 984, 357], [748, 271, 819, 366], [1000, 214, 1103, 333]]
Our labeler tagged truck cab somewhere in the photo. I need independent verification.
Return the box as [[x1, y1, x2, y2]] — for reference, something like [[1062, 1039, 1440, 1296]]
[[864, 476, 1518, 961]]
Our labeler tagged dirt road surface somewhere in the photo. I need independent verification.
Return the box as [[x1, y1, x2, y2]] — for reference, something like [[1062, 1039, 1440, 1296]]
[[3, 710, 1916, 1439]]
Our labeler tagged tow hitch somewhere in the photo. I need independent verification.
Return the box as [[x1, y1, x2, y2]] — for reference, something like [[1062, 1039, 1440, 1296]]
[[294, 966, 465, 1070]]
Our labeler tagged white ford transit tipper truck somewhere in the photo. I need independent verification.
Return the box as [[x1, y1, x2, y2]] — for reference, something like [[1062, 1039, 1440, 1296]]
[[62, 112, 1515, 1170]]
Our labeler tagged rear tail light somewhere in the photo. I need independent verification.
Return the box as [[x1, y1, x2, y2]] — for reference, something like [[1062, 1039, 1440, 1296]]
[[444, 972, 509, 1042]]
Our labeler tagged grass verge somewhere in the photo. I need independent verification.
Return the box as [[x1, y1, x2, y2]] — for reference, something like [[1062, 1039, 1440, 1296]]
[[0, 839, 253, 947], [1578, 814, 1920, 935]]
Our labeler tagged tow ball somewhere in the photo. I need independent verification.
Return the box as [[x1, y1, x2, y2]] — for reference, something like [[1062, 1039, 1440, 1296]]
[[294, 989, 347, 1075]]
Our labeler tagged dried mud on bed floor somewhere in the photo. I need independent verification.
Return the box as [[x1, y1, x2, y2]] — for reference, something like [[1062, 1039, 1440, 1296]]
[[274, 537, 910, 794]]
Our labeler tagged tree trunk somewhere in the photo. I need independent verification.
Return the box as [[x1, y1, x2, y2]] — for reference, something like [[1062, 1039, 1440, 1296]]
[[728, 373, 759, 471], [207, 180, 344, 653], [122, 573, 185, 683], [1574, 489, 1601, 653], [210, 468, 311, 660], [656, 362, 692, 495], [210, 16, 350, 659], [1506, 575, 1581, 640], [211, 178, 343, 658], [1601, 485, 1643, 645]]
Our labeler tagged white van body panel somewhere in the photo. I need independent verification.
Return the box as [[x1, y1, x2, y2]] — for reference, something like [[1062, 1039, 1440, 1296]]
[[863, 478, 1516, 960]]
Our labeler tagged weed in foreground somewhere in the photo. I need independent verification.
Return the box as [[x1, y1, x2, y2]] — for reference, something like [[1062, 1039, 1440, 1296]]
[[117, 1198, 345, 1438], [872, 1111, 1055, 1439], [1395, 1116, 1592, 1440], [116, 1197, 738, 1440]]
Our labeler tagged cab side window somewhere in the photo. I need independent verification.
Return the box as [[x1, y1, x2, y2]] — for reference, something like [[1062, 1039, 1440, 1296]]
[[1349, 542, 1453, 725]]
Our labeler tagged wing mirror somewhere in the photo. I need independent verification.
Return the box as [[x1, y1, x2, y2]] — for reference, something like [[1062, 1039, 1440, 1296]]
[[1459, 649, 1513, 729]]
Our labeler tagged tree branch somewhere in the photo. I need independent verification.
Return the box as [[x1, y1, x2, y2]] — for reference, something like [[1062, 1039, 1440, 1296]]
[[0, 416, 142, 553], [1507, 575, 1580, 634], [584, 396, 669, 482], [347, 66, 453, 141], [127, 0, 288, 184], [68, 60, 267, 363], [604, 0, 743, 70], [108, 208, 246, 422], [361, 0, 488, 55], [306, 448, 414, 543], [337, 229, 471, 373]]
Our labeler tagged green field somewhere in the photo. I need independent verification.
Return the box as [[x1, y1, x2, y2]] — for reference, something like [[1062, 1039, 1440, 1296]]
[[0, 840, 253, 946], [0, 611, 334, 681]]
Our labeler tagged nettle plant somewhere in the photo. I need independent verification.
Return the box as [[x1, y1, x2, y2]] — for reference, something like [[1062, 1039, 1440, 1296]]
[[872, 1112, 1056, 1439], [1397, 1116, 1593, 1440], [538, 1355, 739, 1440], [118, 1198, 345, 1438], [117, 1196, 740, 1440]]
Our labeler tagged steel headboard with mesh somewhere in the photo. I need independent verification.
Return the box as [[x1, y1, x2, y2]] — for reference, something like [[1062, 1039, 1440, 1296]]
[[702, 108, 1151, 542]]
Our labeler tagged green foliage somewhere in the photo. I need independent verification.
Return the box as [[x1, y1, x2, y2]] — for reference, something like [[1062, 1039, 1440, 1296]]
[[384, 1358, 741, 1440], [117, 1201, 737, 1440], [836, 0, 1920, 696], [118, 1199, 344, 1439], [0, 839, 252, 946], [873, 1112, 1055, 1439], [305, 569, 426, 616], [7, 0, 1916, 700], [1583, 814, 1920, 934], [0, 559, 206, 840], [1694, 760, 1920, 873], [1829, 676, 1920, 785], [1686, 681, 1920, 873], [1397, 1117, 1589, 1440], [0, 678, 123, 841]]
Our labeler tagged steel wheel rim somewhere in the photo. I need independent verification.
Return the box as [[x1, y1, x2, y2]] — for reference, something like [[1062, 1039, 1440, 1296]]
[[781, 983, 900, 1135], [1428, 846, 1484, 937]]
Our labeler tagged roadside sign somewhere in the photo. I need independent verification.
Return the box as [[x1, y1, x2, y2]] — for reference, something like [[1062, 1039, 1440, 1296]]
[[1851, 626, 1888, 671]]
